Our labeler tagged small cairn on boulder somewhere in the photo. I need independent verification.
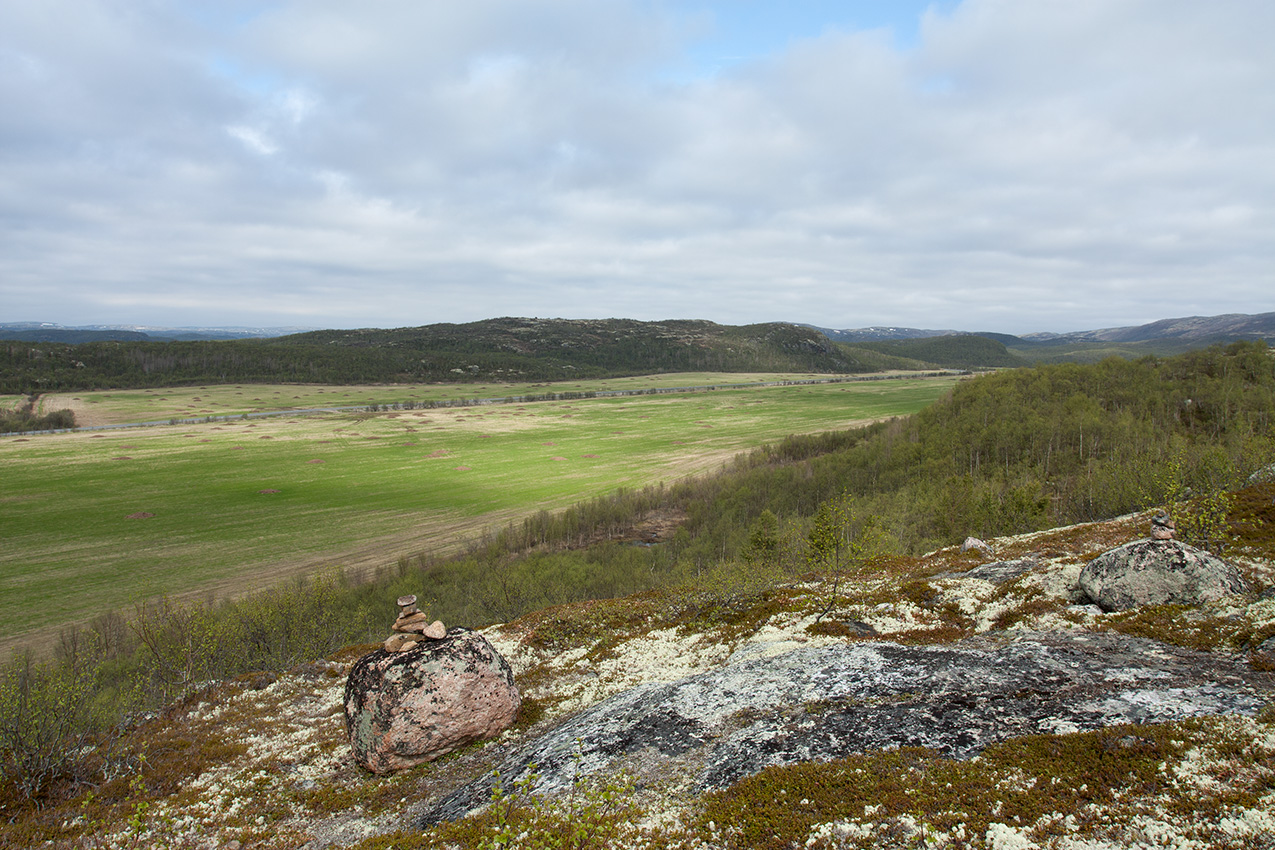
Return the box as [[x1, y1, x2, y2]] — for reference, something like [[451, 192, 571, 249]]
[[384, 594, 447, 652], [344, 594, 521, 774], [1079, 512, 1248, 612], [1149, 511, 1175, 540]]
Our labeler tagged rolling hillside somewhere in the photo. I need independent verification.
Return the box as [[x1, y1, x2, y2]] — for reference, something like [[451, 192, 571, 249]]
[[845, 334, 1025, 369], [0, 319, 927, 393]]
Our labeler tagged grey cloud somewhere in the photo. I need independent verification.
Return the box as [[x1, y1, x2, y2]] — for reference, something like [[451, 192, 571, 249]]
[[1, 0, 1272, 332]]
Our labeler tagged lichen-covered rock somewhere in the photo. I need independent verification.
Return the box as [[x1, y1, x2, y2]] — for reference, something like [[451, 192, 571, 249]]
[[345, 628, 519, 774], [959, 557, 1036, 584], [961, 536, 992, 556], [418, 630, 1271, 825], [1078, 538, 1248, 612]]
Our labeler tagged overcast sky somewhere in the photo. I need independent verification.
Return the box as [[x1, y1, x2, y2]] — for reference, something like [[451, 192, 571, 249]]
[[3, 1, 1272, 334]]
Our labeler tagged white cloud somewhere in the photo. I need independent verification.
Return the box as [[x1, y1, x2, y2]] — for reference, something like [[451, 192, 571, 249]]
[[226, 125, 278, 155], [1, 0, 1272, 331]]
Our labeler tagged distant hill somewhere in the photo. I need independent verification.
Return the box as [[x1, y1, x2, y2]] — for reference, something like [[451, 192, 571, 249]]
[[0, 323, 311, 342], [281, 317, 927, 376], [806, 324, 961, 343], [7, 312, 1271, 393], [811, 312, 1275, 347], [1021, 312, 1275, 345], [0, 328, 151, 343], [811, 312, 1275, 362], [0, 318, 928, 393], [846, 334, 1025, 370]]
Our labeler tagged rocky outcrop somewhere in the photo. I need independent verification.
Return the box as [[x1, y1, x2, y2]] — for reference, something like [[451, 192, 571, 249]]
[[418, 630, 1270, 824], [1079, 538, 1248, 612], [956, 556, 1037, 584], [345, 628, 520, 775], [960, 536, 992, 556]]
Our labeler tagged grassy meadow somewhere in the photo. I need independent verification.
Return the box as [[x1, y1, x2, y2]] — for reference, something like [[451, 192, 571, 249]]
[[2, 373, 956, 649], [36, 372, 925, 427]]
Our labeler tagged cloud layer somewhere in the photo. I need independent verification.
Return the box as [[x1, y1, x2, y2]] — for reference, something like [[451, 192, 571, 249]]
[[3, 0, 1273, 333]]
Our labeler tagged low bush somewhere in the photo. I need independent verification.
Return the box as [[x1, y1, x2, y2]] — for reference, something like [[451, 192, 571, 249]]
[[0, 647, 130, 801], [0, 396, 75, 433]]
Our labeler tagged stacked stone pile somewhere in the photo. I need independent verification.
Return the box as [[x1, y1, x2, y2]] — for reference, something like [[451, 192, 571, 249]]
[[1150, 511, 1175, 540], [383, 594, 447, 652]]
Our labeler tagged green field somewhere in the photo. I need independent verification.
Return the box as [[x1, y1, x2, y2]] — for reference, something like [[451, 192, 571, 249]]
[[36, 371, 925, 426], [1, 373, 956, 649]]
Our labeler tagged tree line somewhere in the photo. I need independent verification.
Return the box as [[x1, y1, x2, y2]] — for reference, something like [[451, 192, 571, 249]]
[[0, 319, 933, 394]]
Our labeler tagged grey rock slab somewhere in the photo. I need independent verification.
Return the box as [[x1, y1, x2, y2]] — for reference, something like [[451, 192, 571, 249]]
[[418, 630, 1271, 824], [1246, 464, 1275, 486], [957, 557, 1038, 584]]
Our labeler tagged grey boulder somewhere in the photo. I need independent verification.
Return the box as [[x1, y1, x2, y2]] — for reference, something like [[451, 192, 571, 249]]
[[1079, 538, 1248, 612]]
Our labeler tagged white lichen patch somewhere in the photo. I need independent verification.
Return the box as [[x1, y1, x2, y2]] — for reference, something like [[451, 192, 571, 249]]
[[729, 610, 843, 664], [854, 599, 938, 634], [1000, 559, 1090, 605], [481, 624, 550, 678], [1243, 595, 1275, 630], [917, 557, 1107, 635], [532, 627, 734, 719], [97, 671, 353, 848], [935, 576, 1000, 615]]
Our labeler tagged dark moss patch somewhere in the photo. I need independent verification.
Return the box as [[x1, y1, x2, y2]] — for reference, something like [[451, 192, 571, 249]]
[[696, 721, 1218, 850], [516, 595, 660, 653], [1104, 603, 1253, 651], [805, 619, 878, 639], [989, 596, 1063, 631], [1229, 482, 1275, 559]]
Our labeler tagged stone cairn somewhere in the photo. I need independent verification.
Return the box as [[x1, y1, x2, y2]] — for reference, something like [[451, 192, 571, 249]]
[[1150, 511, 1176, 540], [383, 594, 447, 653]]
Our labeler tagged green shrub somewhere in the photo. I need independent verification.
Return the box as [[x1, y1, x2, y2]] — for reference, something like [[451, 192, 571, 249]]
[[0, 649, 129, 801]]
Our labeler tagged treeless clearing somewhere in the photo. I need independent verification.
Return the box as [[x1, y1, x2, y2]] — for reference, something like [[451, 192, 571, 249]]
[[38, 372, 895, 428]]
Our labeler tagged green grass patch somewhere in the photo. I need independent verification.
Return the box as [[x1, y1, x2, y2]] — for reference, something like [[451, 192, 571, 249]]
[[1, 375, 956, 647], [40, 372, 935, 427]]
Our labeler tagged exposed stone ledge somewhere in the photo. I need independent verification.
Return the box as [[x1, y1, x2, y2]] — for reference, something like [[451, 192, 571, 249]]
[[420, 628, 1272, 824]]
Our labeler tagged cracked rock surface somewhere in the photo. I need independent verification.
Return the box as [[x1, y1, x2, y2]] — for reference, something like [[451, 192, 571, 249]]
[[420, 629, 1270, 824]]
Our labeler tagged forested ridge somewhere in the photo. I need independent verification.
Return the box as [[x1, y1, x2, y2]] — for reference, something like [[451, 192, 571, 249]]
[[0, 318, 929, 393], [851, 333, 1026, 369]]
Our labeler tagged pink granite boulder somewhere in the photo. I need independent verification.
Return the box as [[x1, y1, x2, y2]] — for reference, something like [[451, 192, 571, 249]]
[[344, 628, 520, 774]]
